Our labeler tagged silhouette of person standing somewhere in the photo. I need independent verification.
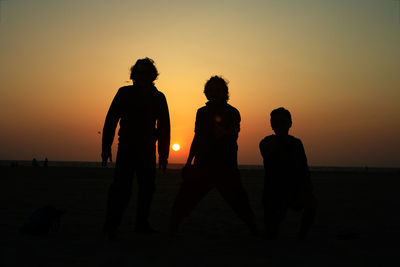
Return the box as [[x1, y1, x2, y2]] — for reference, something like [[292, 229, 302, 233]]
[[170, 76, 258, 235], [102, 58, 170, 240], [259, 107, 317, 240]]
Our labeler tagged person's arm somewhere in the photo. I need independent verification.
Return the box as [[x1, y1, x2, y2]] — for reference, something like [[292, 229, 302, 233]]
[[185, 134, 199, 167], [232, 109, 241, 140], [259, 139, 268, 205], [216, 108, 241, 139], [185, 109, 202, 167], [101, 90, 122, 166], [157, 93, 170, 172], [298, 140, 313, 191], [259, 139, 270, 173], [259, 139, 266, 159]]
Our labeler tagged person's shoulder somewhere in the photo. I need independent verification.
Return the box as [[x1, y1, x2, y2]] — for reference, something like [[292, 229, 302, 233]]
[[112, 86, 132, 101], [260, 135, 275, 147], [116, 85, 133, 95], [226, 103, 240, 118], [261, 135, 275, 143], [155, 91, 167, 102], [288, 135, 302, 143], [288, 135, 304, 147], [197, 105, 208, 113], [193, 106, 207, 124], [153, 86, 165, 96], [146, 86, 167, 103], [226, 103, 239, 113], [118, 85, 133, 91]]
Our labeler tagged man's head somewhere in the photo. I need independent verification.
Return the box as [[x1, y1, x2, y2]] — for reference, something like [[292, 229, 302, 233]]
[[270, 107, 292, 136], [204, 76, 229, 102], [130, 58, 159, 84]]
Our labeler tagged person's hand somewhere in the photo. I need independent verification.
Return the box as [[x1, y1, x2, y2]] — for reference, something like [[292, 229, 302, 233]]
[[101, 147, 112, 167], [159, 157, 168, 174]]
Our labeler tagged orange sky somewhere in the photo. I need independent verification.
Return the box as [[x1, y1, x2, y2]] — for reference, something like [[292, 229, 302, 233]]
[[0, 1, 399, 167]]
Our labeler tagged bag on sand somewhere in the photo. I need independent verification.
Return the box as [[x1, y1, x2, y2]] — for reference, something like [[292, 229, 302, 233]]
[[19, 206, 64, 236]]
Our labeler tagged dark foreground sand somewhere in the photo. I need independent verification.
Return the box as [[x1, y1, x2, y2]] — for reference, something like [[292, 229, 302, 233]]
[[1, 166, 399, 266]]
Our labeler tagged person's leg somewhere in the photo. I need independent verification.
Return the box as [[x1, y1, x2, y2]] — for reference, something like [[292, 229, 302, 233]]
[[298, 192, 317, 240], [216, 169, 258, 235], [103, 147, 134, 239], [170, 167, 212, 234], [135, 154, 157, 233], [264, 205, 285, 239], [264, 189, 289, 240]]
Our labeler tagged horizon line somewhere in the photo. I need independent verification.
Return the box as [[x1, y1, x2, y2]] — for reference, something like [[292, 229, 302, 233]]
[[0, 160, 399, 170]]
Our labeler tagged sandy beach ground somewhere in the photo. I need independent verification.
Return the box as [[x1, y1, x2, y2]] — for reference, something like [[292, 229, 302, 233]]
[[1, 165, 399, 266]]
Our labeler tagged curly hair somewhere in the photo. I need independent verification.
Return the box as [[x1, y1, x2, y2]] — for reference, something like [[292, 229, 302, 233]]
[[130, 57, 159, 82], [204, 76, 229, 101]]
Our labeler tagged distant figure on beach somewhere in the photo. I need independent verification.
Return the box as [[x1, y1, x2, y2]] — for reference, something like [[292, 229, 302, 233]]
[[101, 58, 170, 240], [43, 157, 48, 167], [259, 107, 317, 240], [32, 158, 38, 167], [170, 76, 258, 235]]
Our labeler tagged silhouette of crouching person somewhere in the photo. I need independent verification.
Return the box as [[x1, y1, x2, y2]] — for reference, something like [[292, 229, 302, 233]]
[[170, 76, 258, 235], [102, 58, 170, 240], [260, 108, 317, 240]]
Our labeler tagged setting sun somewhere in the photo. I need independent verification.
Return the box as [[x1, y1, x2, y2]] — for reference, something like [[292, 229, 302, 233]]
[[172, 144, 181, 151]]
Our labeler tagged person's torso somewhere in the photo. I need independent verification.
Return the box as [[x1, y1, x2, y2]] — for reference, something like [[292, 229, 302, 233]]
[[194, 103, 239, 168], [117, 85, 163, 146], [260, 135, 304, 186]]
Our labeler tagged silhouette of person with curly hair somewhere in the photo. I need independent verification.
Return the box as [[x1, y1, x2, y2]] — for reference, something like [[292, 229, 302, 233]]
[[102, 58, 170, 240], [170, 76, 258, 235], [260, 107, 317, 240]]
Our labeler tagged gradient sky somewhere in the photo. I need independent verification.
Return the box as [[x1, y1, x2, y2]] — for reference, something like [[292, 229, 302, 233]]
[[0, 0, 399, 167]]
